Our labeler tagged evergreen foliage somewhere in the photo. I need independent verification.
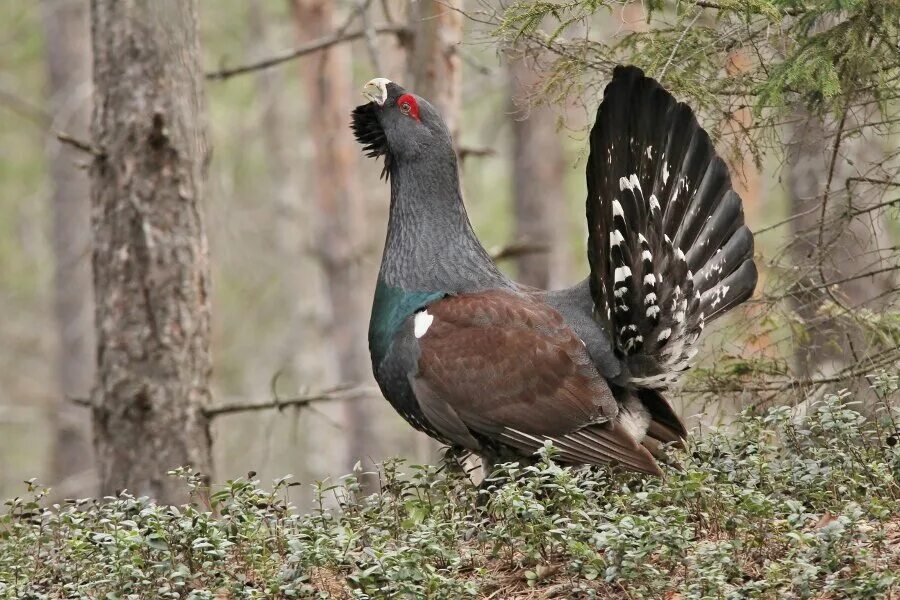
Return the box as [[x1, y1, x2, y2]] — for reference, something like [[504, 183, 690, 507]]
[[493, 0, 900, 162]]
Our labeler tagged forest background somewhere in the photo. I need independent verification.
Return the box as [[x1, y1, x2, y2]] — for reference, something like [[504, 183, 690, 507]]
[[0, 0, 897, 507]]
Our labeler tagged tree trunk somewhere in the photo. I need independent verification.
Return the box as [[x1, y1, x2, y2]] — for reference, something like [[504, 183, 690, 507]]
[[507, 58, 568, 289], [787, 107, 896, 389], [40, 0, 96, 497], [406, 0, 462, 142], [90, 0, 212, 503], [402, 0, 463, 462], [290, 0, 373, 475]]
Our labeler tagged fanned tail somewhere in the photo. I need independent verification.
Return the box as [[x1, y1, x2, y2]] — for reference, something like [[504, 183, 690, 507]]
[[586, 66, 758, 390]]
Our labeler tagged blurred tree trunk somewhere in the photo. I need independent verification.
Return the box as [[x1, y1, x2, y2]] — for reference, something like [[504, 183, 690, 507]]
[[246, 0, 310, 378], [403, 0, 463, 461], [290, 0, 373, 476], [406, 0, 462, 143], [89, 0, 212, 503], [507, 58, 568, 289], [40, 0, 96, 497], [787, 108, 896, 385]]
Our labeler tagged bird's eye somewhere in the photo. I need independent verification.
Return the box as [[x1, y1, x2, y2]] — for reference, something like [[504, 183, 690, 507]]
[[396, 94, 420, 121]]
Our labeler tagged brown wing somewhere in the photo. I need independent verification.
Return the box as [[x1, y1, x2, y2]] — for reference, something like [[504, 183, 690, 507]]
[[411, 290, 660, 474]]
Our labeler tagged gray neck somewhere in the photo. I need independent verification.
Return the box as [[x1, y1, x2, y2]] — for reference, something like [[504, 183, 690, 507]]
[[380, 155, 508, 293]]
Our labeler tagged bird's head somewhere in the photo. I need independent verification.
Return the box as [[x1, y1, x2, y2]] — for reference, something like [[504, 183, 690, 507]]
[[351, 77, 452, 178]]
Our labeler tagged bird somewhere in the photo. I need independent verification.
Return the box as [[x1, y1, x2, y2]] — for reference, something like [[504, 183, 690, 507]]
[[351, 66, 757, 476]]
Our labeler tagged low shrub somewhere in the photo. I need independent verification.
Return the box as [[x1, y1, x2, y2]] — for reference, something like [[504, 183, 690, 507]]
[[2, 385, 898, 599]]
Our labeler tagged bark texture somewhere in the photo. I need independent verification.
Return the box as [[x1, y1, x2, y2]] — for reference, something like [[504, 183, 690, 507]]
[[508, 58, 568, 290], [787, 108, 896, 380], [90, 0, 212, 503], [406, 0, 462, 141], [290, 0, 373, 475], [41, 0, 96, 496]]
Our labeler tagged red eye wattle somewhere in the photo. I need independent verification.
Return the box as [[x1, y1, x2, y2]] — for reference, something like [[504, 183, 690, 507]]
[[397, 94, 420, 121]]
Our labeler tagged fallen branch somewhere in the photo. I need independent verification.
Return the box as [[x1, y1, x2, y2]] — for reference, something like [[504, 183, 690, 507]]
[[206, 24, 409, 81]]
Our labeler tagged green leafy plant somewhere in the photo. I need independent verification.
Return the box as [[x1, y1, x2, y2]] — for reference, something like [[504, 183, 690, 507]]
[[1, 383, 897, 598]]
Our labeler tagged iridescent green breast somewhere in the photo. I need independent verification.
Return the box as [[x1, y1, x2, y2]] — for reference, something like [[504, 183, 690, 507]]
[[368, 278, 445, 368]]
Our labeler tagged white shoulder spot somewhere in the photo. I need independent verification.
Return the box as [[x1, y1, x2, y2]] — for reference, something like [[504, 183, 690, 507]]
[[414, 310, 434, 338]]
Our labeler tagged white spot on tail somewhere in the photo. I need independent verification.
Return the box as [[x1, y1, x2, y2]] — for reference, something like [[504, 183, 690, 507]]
[[619, 177, 633, 191], [644, 293, 657, 305], [641, 250, 653, 261], [646, 305, 660, 318], [414, 310, 434, 338], [649, 194, 660, 211], [614, 266, 632, 283], [658, 328, 672, 342], [629, 174, 641, 193], [646, 146, 653, 158], [644, 273, 656, 285], [609, 230, 625, 247], [612, 200, 625, 219], [663, 161, 670, 184]]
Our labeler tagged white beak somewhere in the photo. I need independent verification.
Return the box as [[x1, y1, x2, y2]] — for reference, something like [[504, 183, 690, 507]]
[[363, 77, 392, 106]]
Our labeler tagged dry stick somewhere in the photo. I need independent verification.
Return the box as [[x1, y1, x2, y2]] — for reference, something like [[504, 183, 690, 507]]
[[56, 131, 105, 157], [70, 385, 380, 419], [846, 176, 900, 188], [815, 106, 851, 311], [0, 86, 52, 128], [797, 264, 899, 294], [758, 196, 899, 235], [657, 10, 702, 84], [203, 385, 379, 418], [682, 351, 900, 394], [357, 0, 383, 74], [206, 24, 409, 81], [489, 241, 550, 262]]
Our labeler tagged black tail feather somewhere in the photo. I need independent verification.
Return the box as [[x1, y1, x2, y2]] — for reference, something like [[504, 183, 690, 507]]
[[586, 66, 757, 389]]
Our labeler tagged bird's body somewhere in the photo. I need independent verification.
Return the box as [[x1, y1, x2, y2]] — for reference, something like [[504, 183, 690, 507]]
[[352, 67, 757, 475]]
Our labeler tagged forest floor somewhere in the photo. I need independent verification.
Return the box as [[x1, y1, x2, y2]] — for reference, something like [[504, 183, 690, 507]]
[[2, 389, 898, 599]]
